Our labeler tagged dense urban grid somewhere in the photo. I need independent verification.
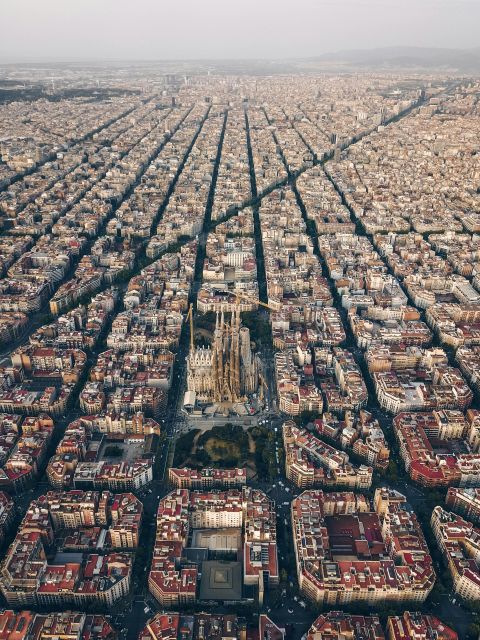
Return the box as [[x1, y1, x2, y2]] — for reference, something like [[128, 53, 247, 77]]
[[0, 66, 478, 640]]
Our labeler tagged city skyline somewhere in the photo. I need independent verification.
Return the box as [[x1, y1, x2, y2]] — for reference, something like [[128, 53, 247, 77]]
[[1, 0, 480, 62]]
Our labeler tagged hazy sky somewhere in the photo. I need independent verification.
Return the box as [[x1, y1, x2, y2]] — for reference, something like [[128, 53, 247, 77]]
[[1, 0, 479, 61]]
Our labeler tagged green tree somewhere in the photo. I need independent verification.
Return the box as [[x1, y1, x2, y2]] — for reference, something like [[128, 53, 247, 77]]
[[104, 445, 123, 457], [386, 459, 399, 481]]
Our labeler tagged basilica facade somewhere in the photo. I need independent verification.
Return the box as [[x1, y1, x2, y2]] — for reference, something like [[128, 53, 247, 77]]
[[187, 308, 259, 404]]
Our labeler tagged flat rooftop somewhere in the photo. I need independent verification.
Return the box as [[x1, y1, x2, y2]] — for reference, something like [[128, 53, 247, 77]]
[[98, 439, 144, 463], [192, 528, 242, 552], [325, 513, 386, 559], [199, 560, 242, 601]]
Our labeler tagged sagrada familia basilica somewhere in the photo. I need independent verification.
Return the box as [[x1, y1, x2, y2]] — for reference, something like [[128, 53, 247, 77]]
[[186, 308, 259, 405]]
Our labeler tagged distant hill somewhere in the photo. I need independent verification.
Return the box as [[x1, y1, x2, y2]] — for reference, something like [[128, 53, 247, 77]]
[[299, 46, 480, 73]]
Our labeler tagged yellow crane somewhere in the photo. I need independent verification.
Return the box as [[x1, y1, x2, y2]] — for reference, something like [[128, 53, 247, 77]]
[[258, 370, 269, 392], [186, 303, 194, 352], [231, 289, 276, 312], [185, 292, 273, 354]]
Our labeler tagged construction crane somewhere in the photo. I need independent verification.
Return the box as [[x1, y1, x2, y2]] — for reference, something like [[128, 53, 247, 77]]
[[258, 370, 269, 392], [258, 370, 269, 403], [186, 303, 194, 352], [231, 290, 276, 312]]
